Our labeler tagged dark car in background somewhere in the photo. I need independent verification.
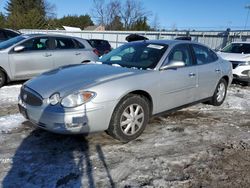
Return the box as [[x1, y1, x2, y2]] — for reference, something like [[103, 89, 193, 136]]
[[0, 28, 20, 43], [88, 39, 111, 56]]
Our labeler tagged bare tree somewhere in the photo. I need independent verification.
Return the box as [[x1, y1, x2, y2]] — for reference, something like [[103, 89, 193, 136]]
[[151, 14, 160, 31], [44, 0, 56, 19], [106, 0, 121, 26], [120, 0, 150, 30], [91, 0, 151, 30], [92, 0, 106, 25]]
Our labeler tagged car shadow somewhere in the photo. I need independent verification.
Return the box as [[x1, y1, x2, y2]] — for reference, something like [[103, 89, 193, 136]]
[[3, 124, 115, 187]]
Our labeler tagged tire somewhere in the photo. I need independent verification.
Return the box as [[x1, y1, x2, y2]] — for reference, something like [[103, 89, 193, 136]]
[[208, 78, 228, 106], [0, 70, 6, 88], [107, 94, 150, 143]]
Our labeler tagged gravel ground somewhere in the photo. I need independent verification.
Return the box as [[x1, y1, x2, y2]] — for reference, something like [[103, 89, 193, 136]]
[[0, 84, 249, 188]]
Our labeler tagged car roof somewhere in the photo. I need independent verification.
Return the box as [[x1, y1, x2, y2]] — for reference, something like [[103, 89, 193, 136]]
[[0, 28, 21, 34], [89, 39, 107, 41], [21, 33, 86, 40], [129, 39, 197, 46]]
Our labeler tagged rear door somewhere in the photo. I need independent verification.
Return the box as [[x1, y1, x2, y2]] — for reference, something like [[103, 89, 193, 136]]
[[9, 36, 54, 79], [191, 44, 221, 100], [157, 44, 198, 112], [52, 37, 84, 67]]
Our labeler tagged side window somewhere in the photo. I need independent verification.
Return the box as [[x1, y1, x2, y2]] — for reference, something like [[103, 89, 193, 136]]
[[20, 37, 50, 51], [55, 38, 76, 49], [5, 31, 19, 39], [168, 44, 193, 66], [73, 39, 85, 49], [0, 31, 6, 40], [192, 44, 218, 65]]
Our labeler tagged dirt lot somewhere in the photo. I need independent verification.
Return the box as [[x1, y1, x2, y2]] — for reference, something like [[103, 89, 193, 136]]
[[0, 84, 250, 188]]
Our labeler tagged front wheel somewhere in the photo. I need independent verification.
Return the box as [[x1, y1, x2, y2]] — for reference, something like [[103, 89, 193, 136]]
[[107, 94, 150, 143], [209, 78, 228, 106], [0, 70, 6, 88]]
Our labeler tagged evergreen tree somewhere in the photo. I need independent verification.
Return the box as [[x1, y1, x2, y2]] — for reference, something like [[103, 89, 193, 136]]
[[5, 0, 48, 29], [52, 15, 94, 30], [107, 16, 123, 30], [131, 17, 150, 31], [0, 12, 6, 27]]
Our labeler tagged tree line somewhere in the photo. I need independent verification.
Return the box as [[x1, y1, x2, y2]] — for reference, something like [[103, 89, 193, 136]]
[[0, 0, 159, 31]]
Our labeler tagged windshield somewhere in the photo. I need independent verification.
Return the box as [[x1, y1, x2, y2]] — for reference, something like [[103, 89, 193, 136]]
[[0, 35, 26, 50], [221, 43, 250, 54], [100, 42, 168, 69]]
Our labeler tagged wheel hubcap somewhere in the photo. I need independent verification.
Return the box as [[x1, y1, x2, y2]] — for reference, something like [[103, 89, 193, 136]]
[[216, 83, 226, 102], [0, 75, 3, 84], [120, 104, 144, 136]]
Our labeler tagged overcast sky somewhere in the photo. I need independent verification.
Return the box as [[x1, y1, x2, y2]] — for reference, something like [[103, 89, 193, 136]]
[[0, 0, 250, 30]]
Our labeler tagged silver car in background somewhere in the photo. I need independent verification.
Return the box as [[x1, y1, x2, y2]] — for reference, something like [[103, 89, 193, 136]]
[[0, 34, 99, 87], [18, 40, 233, 142]]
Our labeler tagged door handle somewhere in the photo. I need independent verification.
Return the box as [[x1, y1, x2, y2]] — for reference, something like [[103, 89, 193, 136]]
[[189, 72, 196, 77], [215, 69, 221, 73], [75, 52, 81, 56]]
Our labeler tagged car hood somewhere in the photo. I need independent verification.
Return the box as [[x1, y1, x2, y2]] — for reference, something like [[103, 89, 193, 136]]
[[25, 63, 139, 98], [218, 52, 250, 62]]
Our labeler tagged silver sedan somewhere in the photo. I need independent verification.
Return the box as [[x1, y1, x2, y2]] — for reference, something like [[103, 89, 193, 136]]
[[18, 40, 233, 142], [0, 34, 99, 87]]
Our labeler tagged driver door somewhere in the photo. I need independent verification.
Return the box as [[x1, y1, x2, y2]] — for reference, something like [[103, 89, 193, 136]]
[[157, 44, 198, 112], [9, 36, 54, 79]]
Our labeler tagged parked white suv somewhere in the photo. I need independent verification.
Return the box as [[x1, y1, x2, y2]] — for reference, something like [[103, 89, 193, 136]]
[[218, 42, 250, 85]]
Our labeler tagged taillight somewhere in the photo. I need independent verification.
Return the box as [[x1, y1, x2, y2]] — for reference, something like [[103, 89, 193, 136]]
[[93, 48, 100, 56]]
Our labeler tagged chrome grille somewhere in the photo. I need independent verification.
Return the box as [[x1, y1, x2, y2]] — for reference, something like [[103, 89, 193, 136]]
[[20, 86, 43, 106]]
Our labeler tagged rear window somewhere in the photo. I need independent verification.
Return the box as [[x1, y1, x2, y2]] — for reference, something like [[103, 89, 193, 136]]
[[89, 40, 110, 47], [5, 30, 19, 39], [221, 43, 250, 54], [0, 31, 5, 40], [73, 39, 85, 49], [192, 44, 218, 64], [55, 38, 76, 49]]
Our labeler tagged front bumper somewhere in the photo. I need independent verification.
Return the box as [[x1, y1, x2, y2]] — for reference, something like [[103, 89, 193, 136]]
[[233, 75, 250, 83], [18, 98, 116, 134], [232, 65, 250, 83]]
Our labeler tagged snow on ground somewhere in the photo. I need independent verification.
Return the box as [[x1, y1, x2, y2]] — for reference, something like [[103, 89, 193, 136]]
[[0, 85, 21, 107], [0, 84, 249, 187], [0, 114, 25, 133]]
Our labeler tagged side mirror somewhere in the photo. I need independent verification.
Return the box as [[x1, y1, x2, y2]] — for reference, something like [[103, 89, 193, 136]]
[[14, 45, 25, 52], [160, 60, 185, 71]]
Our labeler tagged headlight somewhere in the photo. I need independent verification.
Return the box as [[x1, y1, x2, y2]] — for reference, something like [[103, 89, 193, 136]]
[[61, 91, 96, 108], [49, 93, 60, 105], [239, 61, 250, 66]]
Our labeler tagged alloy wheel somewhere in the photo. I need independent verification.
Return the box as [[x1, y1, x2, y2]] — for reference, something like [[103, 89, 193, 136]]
[[216, 82, 226, 102]]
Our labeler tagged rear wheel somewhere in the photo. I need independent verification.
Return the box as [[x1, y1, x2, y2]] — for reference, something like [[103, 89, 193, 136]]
[[0, 70, 6, 88], [209, 78, 227, 106], [107, 94, 150, 143]]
